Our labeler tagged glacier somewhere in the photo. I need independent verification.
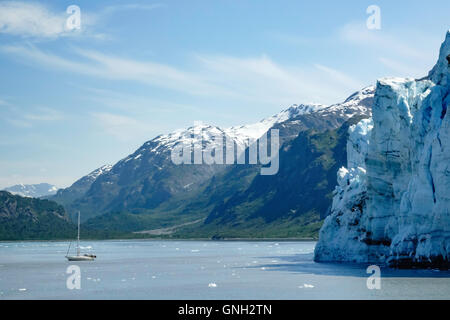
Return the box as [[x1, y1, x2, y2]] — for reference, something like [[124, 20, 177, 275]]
[[314, 31, 450, 268]]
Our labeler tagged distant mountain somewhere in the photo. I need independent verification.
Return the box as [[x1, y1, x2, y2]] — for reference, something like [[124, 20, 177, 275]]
[[53, 86, 373, 237], [0, 191, 76, 240], [3, 183, 58, 198]]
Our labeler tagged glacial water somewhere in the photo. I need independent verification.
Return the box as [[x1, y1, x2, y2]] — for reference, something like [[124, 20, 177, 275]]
[[0, 240, 449, 300]]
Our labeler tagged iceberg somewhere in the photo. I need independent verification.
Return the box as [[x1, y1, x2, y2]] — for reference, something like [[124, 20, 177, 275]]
[[314, 31, 450, 268]]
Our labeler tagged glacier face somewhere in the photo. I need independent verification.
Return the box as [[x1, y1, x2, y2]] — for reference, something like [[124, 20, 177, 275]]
[[314, 31, 450, 268]]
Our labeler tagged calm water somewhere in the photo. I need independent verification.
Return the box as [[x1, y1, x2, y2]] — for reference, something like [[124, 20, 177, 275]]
[[0, 240, 449, 300]]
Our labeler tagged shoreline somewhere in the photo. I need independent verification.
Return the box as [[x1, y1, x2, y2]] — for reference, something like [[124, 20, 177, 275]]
[[0, 237, 318, 243]]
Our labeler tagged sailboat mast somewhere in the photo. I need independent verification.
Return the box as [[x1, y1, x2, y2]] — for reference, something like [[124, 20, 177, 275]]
[[77, 211, 80, 256]]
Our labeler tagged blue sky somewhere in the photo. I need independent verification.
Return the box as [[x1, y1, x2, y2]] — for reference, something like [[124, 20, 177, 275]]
[[0, 0, 449, 188]]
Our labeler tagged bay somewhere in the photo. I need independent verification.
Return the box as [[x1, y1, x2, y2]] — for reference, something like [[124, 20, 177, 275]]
[[0, 240, 449, 300]]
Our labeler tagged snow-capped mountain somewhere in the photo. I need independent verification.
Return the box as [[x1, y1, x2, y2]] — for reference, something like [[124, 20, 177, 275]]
[[85, 164, 113, 181], [119, 92, 372, 166], [125, 102, 330, 163], [321, 86, 374, 116], [53, 87, 373, 224], [199, 87, 374, 235], [224, 103, 328, 146], [314, 31, 450, 268], [51, 165, 112, 206], [3, 183, 58, 198]]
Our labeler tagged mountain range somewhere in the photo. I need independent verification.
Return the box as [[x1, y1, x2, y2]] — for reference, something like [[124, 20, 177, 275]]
[[47, 86, 373, 238], [2, 30, 449, 270]]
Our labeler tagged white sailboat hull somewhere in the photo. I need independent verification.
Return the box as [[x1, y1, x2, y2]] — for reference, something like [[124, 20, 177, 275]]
[[65, 212, 96, 262], [66, 255, 95, 261]]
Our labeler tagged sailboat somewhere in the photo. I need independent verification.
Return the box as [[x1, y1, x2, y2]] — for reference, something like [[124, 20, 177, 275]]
[[66, 211, 96, 261]]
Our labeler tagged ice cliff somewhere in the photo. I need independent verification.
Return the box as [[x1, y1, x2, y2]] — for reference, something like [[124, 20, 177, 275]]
[[314, 31, 450, 268]]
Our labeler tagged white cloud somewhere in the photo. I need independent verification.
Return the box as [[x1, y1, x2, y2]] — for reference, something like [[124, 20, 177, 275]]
[[0, 1, 164, 39], [0, 1, 74, 38], [0, 1, 134, 39]]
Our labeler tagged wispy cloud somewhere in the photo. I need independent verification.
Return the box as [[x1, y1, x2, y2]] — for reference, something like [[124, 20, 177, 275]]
[[196, 54, 364, 104], [378, 57, 424, 78], [339, 22, 429, 61], [314, 64, 364, 90], [0, 44, 364, 105], [4, 106, 64, 128], [101, 3, 165, 14], [338, 22, 442, 78], [0, 98, 10, 107], [6, 118, 32, 128], [23, 107, 64, 122], [80, 86, 204, 115], [91, 112, 156, 142]]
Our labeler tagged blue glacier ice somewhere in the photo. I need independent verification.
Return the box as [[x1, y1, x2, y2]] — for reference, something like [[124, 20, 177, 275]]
[[314, 31, 450, 268]]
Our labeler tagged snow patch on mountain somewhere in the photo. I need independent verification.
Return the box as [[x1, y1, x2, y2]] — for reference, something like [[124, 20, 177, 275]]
[[318, 86, 374, 117], [86, 165, 113, 181]]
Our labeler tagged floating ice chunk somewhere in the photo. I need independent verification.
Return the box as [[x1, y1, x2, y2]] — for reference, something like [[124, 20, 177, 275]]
[[208, 283, 217, 288]]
